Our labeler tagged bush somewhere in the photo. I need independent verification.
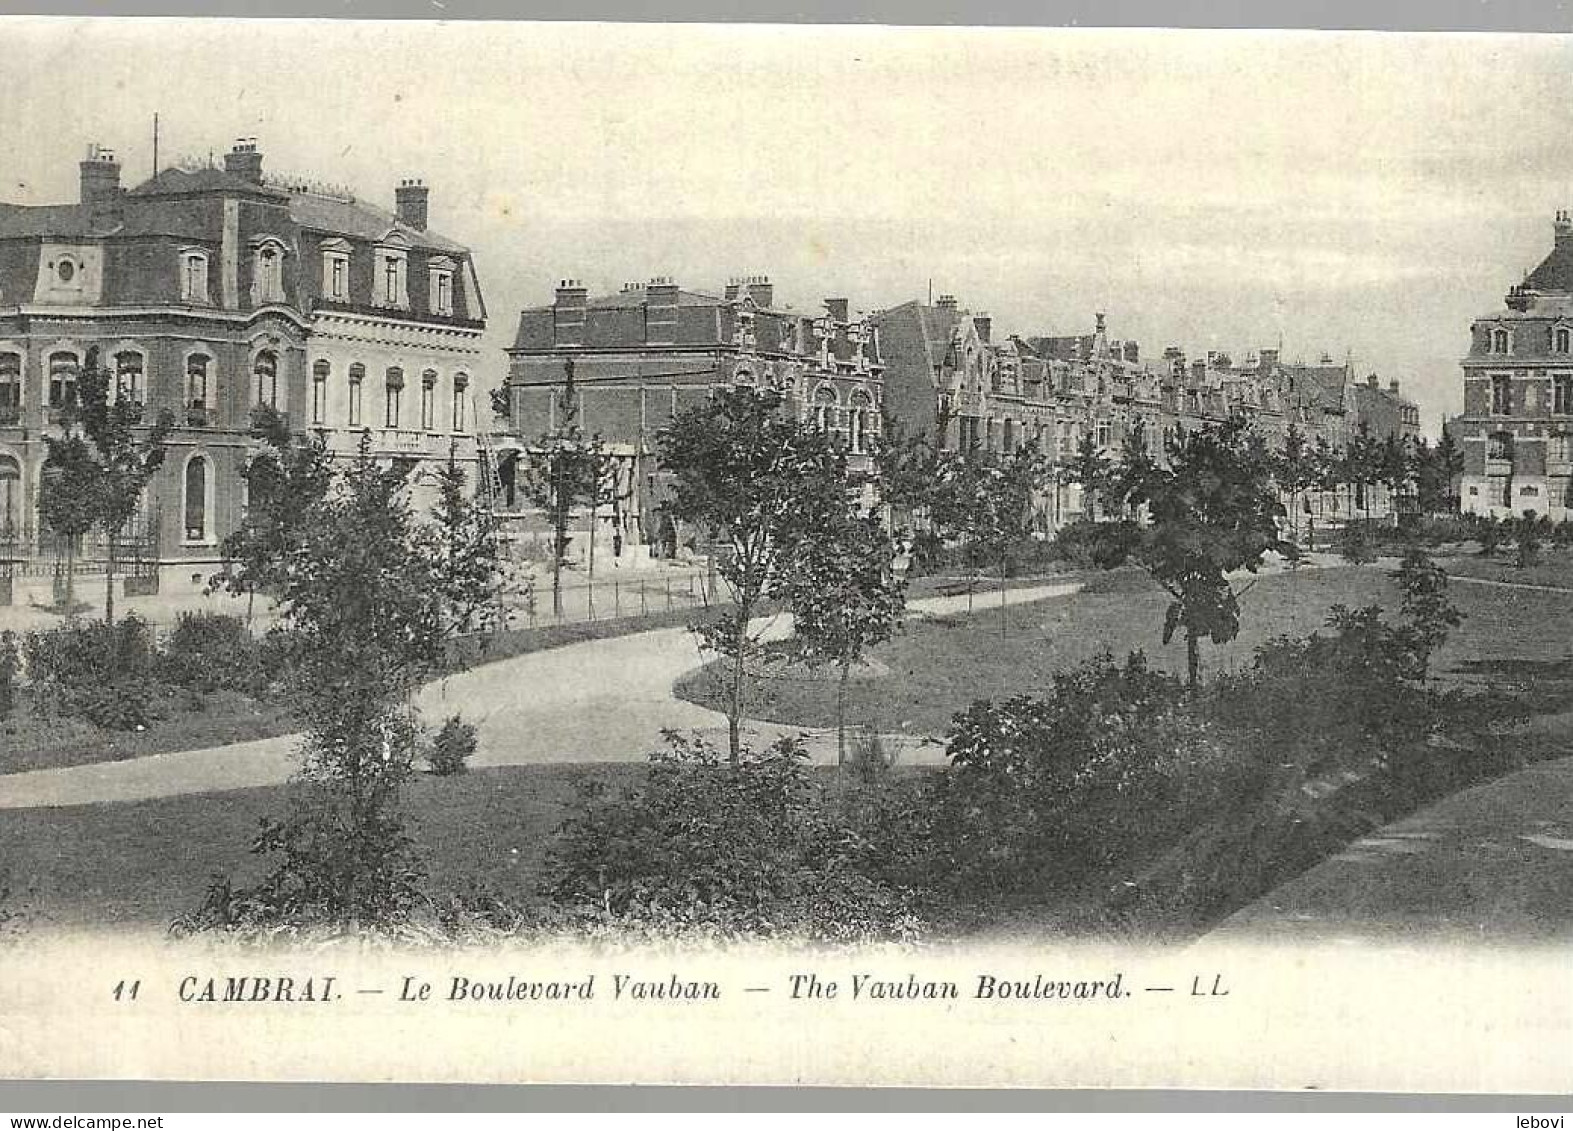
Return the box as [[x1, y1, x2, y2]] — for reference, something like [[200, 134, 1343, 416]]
[[1516, 511, 1545, 569], [158, 612, 265, 695], [0, 631, 17, 721], [920, 653, 1251, 899], [545, 732, 924, 942], [1336, 522, 1379, 564], [427, 714, 478, 775], [22, 615, 167, 731], [1052, 518, 1141, 570]]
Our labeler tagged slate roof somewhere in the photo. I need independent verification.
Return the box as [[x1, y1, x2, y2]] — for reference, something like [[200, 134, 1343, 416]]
[[0, 203, 96, 239], [129, 167, 289, 199], [289, 191, 466, 254], [1523, 240, 1573, 293]]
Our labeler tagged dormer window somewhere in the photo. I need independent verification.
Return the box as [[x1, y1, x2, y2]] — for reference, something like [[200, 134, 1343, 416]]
[[428, 257, 455, 316], [250, 237, 288, 306], [180, 250, 209, 303], [1491, 327, 1511, 354], [377, 247, 409, 309], [55, 258, 76, 285], [320, 240, 352, 302]]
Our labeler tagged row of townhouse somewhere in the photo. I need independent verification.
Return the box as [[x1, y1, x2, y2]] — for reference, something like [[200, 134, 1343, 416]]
[[0, 133, 1432, 596], [503, 280, 1423, 550], [0, 139, 489, 593]]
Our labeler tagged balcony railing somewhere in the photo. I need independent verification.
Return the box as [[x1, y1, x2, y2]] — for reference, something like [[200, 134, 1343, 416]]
[[374, 428, 430, 457]]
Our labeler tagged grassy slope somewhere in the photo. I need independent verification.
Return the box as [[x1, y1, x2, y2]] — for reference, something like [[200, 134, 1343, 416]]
[[0, 763, 643, 930]]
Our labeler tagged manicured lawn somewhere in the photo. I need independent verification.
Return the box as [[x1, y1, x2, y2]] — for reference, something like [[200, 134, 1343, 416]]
[[674, 564, 1573, 736], [1437, 548, 1573, 591], [0, 763, 643, 930], [0, 692, 299, 776]]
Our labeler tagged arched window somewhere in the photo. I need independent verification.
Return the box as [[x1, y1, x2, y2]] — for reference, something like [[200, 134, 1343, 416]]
[[347, 363, 365, 427], [0, 353, 20, 424], [183, 455, 209, 542], [0, 455, 19, 538], [1555, 373, 1572, 415], [421, 370, 437, 431], [848, 390, 873, 454], [113, 350, 145, 412], [1555, 327, 1570, 354], [1491, 373, 1513, 415], [253, 351, 278, 409], [452, 372, 469, 431], [1491, 327, 1511, 354], [48, 351, 79, 410], [311, 361, 329, 425], [385, 367, 404, 428], [813, 386, 839, 435]]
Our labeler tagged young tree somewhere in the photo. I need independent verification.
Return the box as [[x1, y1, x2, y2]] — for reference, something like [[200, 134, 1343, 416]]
[[39, 348, 172, 622], [521, 359, 615, 618], [1434, 428, 1464, 514], [1275, 422, 1316, 543], [211, 405, 334, 626], [192, 436, 510, 928], [971, 443, 1052, 636], [779, 510, 906, 762], [1128, 419, 1291, 690], [657, 385, 847, 763], [1065, 430, 1112, 522], [428, 447, 523, 642]]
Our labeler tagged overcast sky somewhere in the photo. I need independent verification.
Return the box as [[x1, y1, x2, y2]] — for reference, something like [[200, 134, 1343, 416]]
[[3, 18, 1571, 430]]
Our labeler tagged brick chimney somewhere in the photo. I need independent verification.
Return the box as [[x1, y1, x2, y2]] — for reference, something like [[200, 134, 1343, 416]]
[[724, 278, 742, 302], [935, 294, 957, 315], [396, 178, 429, 231], [1389, 378, 1401, 395], [224, 138, 263, 184], [552, 279, 588, 347], [79, 144, 123, 228], [1556, 210, 1573, 249], [1367, 372, 1378, 388], [746, 275, 774, 308], [975, 313, 992, 343], [646, 276, 679, 343], [824, 297, 849, 322]]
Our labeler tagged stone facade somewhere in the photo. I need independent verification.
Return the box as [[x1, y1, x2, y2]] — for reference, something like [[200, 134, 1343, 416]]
[[1456, 213, 1573, 520], [0, 139, 488, 591], [503, 276, 884, 562]]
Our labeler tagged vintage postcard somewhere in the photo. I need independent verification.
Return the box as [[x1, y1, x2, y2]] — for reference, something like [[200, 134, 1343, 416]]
[[0, 16, 1571, 1092]]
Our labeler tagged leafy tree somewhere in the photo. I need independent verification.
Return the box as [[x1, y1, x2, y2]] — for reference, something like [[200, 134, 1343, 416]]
[[429, 448, 522, 642], [656, 386, 847, 763], [39, 348, 172, 621], [1392, 545, 1461, 681], [968, 443, 1051, 634], [187, 436, 509, 929], [521, 359, 615, 618], [1376, 433, 1411, 522], [211, 405, 334, 626], [1275, 423, 1317, 542], [1064, 430, 1112, 522], [779, 509, 906, 762], [1434, 428, 1464, 513], [1107, 421, 1159, 521], [1126, 420, 1291, 690]]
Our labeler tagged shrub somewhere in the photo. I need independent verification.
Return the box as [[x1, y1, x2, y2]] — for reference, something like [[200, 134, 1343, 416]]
[[1053, 518, 1141, 570], [0, 631, 17, 721], [1477, 516, 1503, 556], [427, 714, 478, 776], [1516, 511, 1545, 569], [158, 612, 265, 695], [545, 731, 924, 941], [22, 615, 166, 730], [1336, 522, 1379, 564], [921, 653, 1251, 898], [843, 725, 895, 785]]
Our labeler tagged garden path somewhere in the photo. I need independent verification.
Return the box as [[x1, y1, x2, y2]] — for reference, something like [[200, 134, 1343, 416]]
[[0, 581, 1082, 809]]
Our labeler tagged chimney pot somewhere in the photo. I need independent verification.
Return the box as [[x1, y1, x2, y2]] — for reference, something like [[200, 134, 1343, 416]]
[[79, 144, 123, 227], [223, 139, 264, 183]]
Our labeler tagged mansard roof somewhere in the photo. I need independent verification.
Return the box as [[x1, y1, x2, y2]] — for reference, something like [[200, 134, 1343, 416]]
[[288, 191, 467, 254]]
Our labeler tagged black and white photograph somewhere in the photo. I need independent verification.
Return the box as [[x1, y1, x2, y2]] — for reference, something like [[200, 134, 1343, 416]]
[[0, 15, 1571, 1092]]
